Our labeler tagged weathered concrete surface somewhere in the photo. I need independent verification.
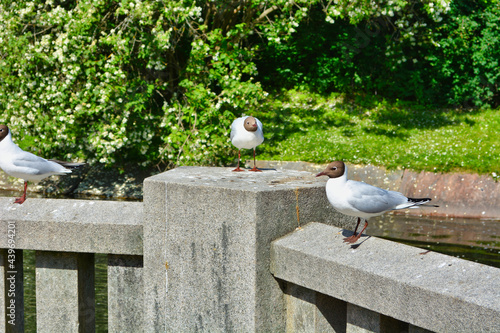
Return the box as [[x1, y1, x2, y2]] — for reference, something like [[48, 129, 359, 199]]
[[256, 160, 500, 219], [36, 251, 95, 333], [0, 198, 143, 255], [143, 167, 350, 333], [285, 282, 346, 333], [255, 161, 404, 192], [108, 255, 144, 333], [271, 222, 500, 333], [1, 159, 498, 218]]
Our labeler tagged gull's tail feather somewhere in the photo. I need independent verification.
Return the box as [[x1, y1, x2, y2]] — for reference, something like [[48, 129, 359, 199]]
[[49, 160, 86, 169], [407, 197, 439, 208]]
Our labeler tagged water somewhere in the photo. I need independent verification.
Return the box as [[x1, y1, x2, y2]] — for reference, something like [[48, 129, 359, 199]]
[[368, 214, 500, 267]]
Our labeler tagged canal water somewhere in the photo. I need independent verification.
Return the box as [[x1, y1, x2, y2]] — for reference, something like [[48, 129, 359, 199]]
[[2, 192, 499, 331], [369, 214, 500, 267]]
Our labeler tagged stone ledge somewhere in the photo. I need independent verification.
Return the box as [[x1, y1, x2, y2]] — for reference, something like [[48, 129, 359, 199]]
[[0, 198, 143, 255], [271, 222, 500, 332]]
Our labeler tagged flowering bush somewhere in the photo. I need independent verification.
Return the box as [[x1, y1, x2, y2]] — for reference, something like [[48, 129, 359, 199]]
[[0, 0, 312, 167], [0, 0, 459, 168]]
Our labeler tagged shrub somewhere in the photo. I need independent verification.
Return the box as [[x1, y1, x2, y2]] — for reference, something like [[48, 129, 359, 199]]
[[2, 0, 471, 169], [257, 1, 500, 108]]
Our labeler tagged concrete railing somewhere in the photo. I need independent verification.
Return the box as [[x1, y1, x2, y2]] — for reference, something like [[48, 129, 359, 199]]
[[0, 198, 143, 332], [0, 166, 499, 332], [271, 222, 500, 333]]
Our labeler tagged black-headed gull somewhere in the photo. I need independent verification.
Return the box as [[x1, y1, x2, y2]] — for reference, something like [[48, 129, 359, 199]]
[[316, 161, 436, 243], [0, 125, 85, 204], [230, 116, 264, 172]]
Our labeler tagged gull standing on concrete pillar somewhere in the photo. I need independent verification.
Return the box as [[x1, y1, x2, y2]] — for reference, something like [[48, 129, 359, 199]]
[[316, 161, 436, 244], [230, 116, 264, 172], [0, 125, 85, 204]]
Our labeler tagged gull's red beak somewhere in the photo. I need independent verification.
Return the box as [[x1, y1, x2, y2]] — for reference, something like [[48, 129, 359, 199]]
[[316, 171, 325, 177]]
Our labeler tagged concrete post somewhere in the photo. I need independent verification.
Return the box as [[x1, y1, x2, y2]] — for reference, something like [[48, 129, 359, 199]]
[[108, 254, 144, 333], [285, 282, 346, 333], [143, 167, 345, 332], [347, 304, 409, 333], [36, 251, 95, 332], [347, 304, 380, 333]]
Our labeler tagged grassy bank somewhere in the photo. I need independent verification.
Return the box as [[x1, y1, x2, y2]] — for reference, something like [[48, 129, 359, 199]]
[[252, 91, 499, 176]]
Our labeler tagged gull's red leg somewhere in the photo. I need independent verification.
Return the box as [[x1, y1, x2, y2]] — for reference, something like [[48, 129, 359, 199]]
[[343, 218, 368, 244], [249, 148, 261, 172], [14, 181, 28, 204], [232, 150, 245, 172]]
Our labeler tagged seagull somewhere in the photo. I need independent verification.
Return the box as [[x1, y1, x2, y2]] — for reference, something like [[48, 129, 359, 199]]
[[316, 161, 436, 243], [230, 116, 264, 172], [0, 125, 85, 204]]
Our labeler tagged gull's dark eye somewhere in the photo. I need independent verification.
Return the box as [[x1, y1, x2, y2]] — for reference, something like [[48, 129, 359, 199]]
[[331, 167, 337, 170]]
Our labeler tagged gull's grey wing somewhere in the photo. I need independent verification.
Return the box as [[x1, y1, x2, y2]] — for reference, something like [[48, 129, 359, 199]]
[[13, 152, 69, 176], [346, 180, 407, 214]]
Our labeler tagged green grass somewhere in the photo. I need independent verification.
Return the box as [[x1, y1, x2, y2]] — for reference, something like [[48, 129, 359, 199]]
[[253, 90, 500, 176]]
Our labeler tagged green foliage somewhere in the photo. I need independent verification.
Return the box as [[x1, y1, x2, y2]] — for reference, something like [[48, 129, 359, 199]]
[[1, 0, 341, 168], [431, 1, 500, 107], [257, 1, 500, 108], [0, 0, 278, 167], [254, 90, 499, 175], [0, 0, 173, 166]]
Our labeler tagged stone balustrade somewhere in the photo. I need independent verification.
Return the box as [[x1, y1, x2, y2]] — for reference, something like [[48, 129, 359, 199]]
[[0, 167, 498, 332], [0, 198, 143, 332], [271, 222, 500, 333]]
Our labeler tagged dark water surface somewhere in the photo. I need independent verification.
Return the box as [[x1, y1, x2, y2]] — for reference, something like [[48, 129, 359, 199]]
[[369, 214, 500, 267]]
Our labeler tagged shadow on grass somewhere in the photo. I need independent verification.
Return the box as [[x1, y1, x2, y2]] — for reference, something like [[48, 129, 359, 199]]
[[254, 92, 356, 144], [256, 91, 480, 145], [362, 126, 410, 140]]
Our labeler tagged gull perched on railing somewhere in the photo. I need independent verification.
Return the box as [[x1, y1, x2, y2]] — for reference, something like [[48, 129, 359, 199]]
[[230, 116, 264, 172], [0, 124, 85, 204], [316, 161, 437, 244]]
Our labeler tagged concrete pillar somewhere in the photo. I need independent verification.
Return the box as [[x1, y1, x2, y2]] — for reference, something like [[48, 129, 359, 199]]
[[285, 282, 346, 333], [346, 304, 409, 333], [107, 254, 143, 333], [36, 251, 94, 332], [143, 167, 345, 332], [347, 303, 380, 333]]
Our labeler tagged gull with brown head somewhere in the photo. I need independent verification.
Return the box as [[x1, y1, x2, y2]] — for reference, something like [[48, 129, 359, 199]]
[[316, 161, 437, 243], [230, 116, 264, 172]]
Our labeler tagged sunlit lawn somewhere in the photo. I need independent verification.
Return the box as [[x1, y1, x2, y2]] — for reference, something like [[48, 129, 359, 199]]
[[254, 90, 499, 176]]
